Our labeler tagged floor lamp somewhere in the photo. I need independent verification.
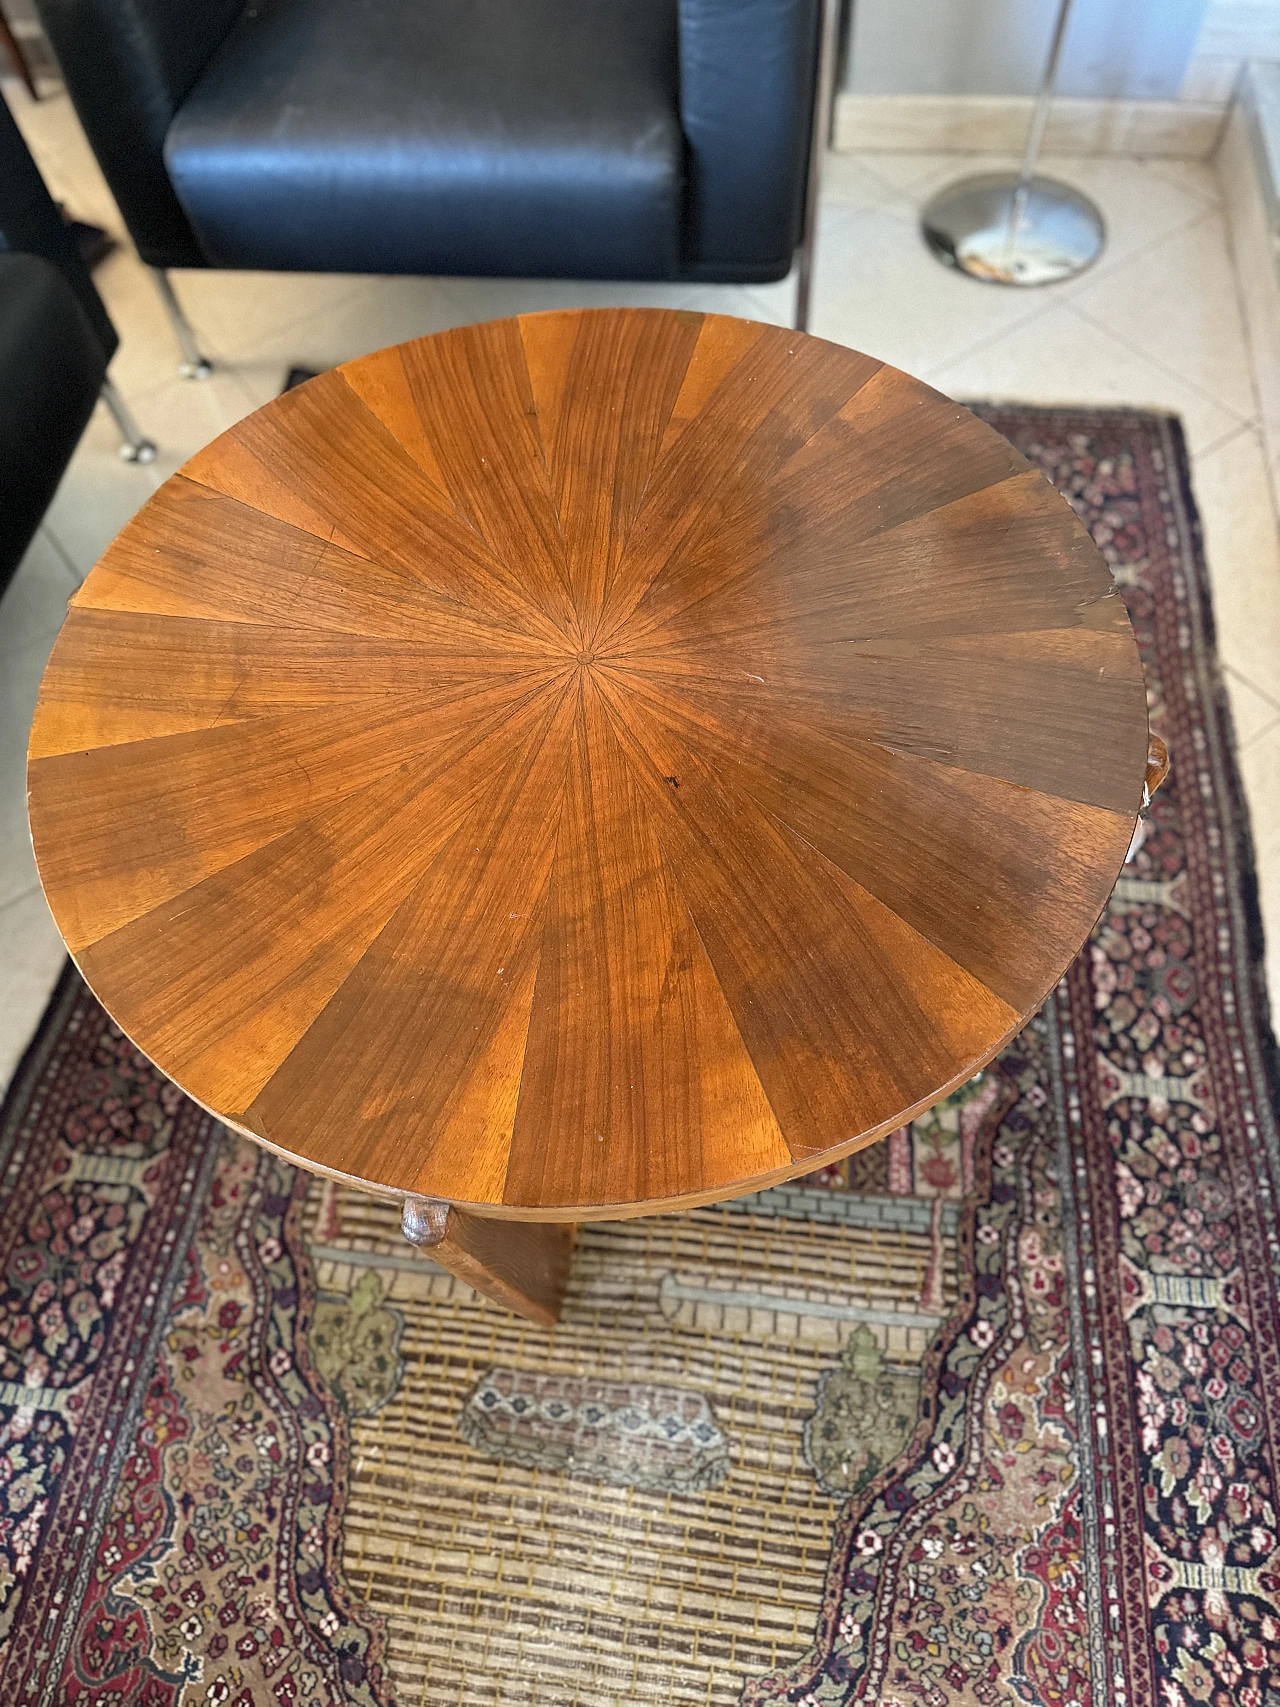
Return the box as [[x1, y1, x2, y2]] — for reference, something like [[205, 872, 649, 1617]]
[[921, 0, 1106, 285]]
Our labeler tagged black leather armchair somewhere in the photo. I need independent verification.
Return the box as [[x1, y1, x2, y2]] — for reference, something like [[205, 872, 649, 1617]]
[[0, 95, 153, 593], [32, 0, 837, 370]]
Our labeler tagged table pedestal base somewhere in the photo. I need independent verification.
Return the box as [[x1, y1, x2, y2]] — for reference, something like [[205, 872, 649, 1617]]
[[401, 1196, 574, 1326]]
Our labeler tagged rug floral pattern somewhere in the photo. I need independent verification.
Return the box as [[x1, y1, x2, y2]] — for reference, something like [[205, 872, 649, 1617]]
[[742, 409, 1280, 1707], [0, 408, 1275, 1707], [0, 998, 392, 1705]]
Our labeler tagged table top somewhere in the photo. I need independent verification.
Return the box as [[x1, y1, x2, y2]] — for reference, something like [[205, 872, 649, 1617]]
[[27, 309, 1148, 1220]]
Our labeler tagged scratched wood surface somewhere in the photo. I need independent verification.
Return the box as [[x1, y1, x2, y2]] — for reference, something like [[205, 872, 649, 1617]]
[[26, 309, 1149, 1219]]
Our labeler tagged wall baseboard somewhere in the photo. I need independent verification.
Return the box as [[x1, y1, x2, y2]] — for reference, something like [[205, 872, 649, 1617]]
[[1216, 68, 1280, 518], [834, 93, 1228, 160]]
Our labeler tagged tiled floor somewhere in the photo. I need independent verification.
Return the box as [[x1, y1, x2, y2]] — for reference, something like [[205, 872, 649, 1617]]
[[3, 85, 1280, 1085]]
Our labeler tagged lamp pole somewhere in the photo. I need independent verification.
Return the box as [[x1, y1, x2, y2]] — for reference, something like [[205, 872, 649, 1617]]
[[921, 0, 1105, 286]]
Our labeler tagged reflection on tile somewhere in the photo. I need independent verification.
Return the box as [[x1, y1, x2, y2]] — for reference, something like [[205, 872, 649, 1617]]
[[0, 889, 66, 1092], [928, 303, 1244, 454]]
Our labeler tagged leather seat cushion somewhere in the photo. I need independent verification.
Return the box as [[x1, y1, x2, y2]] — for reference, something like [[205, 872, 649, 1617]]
[[0, 251, 106, 590], [165, 0, 684, 278]]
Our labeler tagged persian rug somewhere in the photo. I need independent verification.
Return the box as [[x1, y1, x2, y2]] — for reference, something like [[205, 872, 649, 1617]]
[[0, 405, 1276, 1707]]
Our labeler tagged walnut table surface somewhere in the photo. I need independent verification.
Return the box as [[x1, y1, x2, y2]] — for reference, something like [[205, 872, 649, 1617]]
[[26, 310, 1150, 1322]]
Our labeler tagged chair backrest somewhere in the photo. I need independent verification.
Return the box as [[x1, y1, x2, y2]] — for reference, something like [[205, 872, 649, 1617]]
[[33, 0, 244, 267], [0, 93, 117, 357]]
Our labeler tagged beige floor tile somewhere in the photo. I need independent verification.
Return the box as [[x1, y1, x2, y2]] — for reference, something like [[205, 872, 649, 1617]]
[[681, 277, 796, 325], [1144, 157, 1224, 208], [1238, 725, 1280, 1007], [1072, 211, 1257, 422], [1192, 425, 1280, 705], [818, 152, 914, 212], [926, 302, 1244, 454], [843, 152, 1214, 276], [3, 86, 86, 185], [432, 273, 739, 323], [224, 275, 802, 409], [809, 202, 1050, 374], [227, 273, 805, 405], [0, 542, 75, 909], [171, 268, 375, 362], [0, 530, 78, 659], [809, 156, 1226, 386], [92, 251, 229, 400], [1223, 666, 1280, 748], [230, 276, 476, 403], [0, 888, 67, 1092], [42, 369, 261, 574]]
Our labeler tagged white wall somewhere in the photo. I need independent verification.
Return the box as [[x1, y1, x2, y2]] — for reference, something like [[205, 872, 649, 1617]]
[[845, 0, 1211, 100], [1182, 0, 1280, 103]]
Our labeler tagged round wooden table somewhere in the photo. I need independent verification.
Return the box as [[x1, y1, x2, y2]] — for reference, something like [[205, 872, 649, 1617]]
[[27, 309, 1150, 1324]]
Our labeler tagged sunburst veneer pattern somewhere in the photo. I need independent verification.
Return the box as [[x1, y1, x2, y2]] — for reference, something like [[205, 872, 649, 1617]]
[[27, 311, 1148, 1218]]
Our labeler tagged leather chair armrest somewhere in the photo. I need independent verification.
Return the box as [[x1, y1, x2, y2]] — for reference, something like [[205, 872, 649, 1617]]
[[0, 252, 109, 590], [677, 0, 821, 282], [0, 94, 116, 359], [32, 0, 245, 267]]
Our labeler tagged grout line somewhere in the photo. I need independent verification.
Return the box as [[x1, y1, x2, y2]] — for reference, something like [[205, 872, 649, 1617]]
[[1242, 715, 1280, 752], [1143, 156, 1224, 207], [1067, 297, 1255, 427], [1057, 200, 1221, 305], [1192, 419, 1257, 464], [1069, 199, 1257, 417], [37, 526, 82, 588], [39, 523, 87, 587], [924, 203, 1227, 385], [1225, 661, 1280, 717], [1216, 144, 1280, 543], [921, 294, 1065, 384], [226, 276, 407, 370], [826, 150, 921, 208]]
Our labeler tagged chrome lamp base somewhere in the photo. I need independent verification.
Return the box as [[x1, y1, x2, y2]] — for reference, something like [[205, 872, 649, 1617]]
[[922, 171, 1105, 287]]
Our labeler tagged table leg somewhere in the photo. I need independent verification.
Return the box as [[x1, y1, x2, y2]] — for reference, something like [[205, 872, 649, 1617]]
[[401, 1196, 574, 1327]]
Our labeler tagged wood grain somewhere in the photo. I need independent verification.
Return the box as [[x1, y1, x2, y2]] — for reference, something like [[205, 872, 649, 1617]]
[[27, 308, 1150, 1220], [403, 1200, 575, 1327]]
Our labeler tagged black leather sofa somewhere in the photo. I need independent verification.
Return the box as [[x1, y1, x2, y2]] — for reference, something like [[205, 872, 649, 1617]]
[[31, 0, 835, 365], [0, 96, 152, 595]]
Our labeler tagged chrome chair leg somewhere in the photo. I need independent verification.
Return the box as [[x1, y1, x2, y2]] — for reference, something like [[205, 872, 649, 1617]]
[[150, 268, 213, 378], [100, 377, 156, 464]]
